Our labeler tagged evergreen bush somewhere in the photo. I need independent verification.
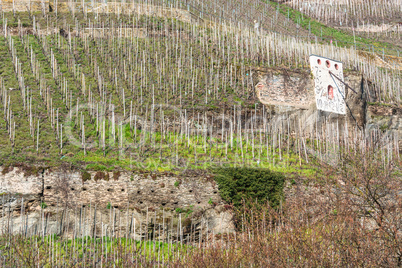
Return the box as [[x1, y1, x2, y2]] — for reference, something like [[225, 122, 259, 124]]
[[212, 167, 285, 209]]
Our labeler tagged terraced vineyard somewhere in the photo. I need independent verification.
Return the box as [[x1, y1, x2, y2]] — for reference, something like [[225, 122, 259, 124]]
[[0, 1, 401, 266], [0, 3, 400, 172], [285, 0, 402, 53]]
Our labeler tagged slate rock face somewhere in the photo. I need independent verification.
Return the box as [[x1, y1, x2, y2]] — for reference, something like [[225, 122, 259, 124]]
[[342, 72, 367, 128]]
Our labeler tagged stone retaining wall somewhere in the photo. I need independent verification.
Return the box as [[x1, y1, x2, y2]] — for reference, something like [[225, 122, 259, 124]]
[[0, 167, 234, 237], [1, 0, 49, 12], [0, 167, 221, 210]]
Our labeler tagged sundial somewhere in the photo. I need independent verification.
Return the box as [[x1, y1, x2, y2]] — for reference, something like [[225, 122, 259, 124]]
[[309, 55, 346, 115]]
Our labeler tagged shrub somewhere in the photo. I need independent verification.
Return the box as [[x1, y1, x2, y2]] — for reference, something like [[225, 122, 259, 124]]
[[208, 198, 213, 205], [81, 171, 91, 182], [175, 207, 193, 217], [212, 167, 285, 209], [113, 171, 121, 181], [94, 171, 104, 181], [40, 202, 47, 209], [175, 208, 183, 213]]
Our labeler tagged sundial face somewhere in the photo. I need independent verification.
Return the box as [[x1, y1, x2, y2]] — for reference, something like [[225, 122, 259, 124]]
[[309, 55, 346, 115]]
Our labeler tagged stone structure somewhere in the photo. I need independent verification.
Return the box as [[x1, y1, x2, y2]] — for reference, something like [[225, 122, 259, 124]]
[[255, 68, 315, 109], [1, 0, 50, 12], [255, 67, 370, 131], [0, 167, 235, 238], [0, 167, 222, 209], [254, 66, 402, 156]]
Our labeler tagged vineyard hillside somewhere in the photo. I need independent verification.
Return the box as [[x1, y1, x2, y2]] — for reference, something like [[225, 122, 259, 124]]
[[0, 1, 401, 267]]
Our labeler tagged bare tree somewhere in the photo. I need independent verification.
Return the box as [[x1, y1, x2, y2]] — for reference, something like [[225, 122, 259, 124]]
[[338, 142, 402, 265]]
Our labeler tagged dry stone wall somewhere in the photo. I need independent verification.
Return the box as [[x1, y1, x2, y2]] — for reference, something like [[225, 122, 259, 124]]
[[1, 0, 49, 12], [0, 167, 235, 238], [0, 167, 43, 196], [0, 167, 222, 210], [256, 68, 315, 109]]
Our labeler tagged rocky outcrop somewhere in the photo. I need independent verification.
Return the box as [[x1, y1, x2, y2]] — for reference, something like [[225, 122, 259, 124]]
[[255, 67, 369, 132], [254, 66, 402, 160], [366, 104, 402, 149]]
